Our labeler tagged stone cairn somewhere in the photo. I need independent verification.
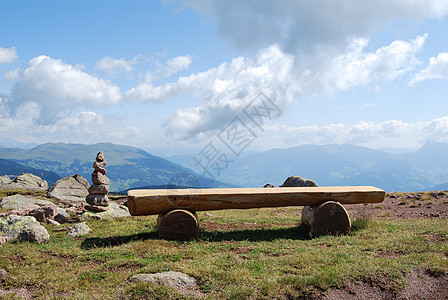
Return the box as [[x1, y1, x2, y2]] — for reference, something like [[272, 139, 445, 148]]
[[85, 151, 110, 212]]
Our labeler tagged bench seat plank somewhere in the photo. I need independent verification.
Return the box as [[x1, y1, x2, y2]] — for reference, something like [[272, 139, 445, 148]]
[[127, 186, 385, 216]]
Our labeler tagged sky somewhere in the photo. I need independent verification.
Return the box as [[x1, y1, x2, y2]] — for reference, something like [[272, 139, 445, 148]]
[[1, 0, 448, 157]]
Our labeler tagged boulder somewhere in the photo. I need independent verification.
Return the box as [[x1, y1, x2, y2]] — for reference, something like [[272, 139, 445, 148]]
[[68, 222, 91, 237], [80, 202, 130, 220], [47, 174, 90, 203], [0, 175, 11, 185], [128, 271, 197, 291], [0, 215, 50, 243], [0, 173, 48, 190], [280, 176, 318, 187], [0, 194, 55, 210]]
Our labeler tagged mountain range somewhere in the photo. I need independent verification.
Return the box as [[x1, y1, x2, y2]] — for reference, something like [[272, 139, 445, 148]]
[[1, 141, 448, 193], [167, 142, 448, 192], [0, 143, 228, 192]]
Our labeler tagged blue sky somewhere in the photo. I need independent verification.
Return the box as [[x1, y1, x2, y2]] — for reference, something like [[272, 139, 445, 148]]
[[1, 0, 448, 155]]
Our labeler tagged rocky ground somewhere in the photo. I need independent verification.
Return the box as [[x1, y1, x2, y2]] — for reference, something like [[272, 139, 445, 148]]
[[347, 190, 448, 220]]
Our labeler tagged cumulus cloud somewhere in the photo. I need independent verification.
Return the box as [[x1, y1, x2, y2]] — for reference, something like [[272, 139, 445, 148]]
[[9, 55, 122, 123], [0, 95, 151, 147], [161, 45, 296, 138], [0, 46, 18, 63], [174, 0, 448, 53], [323, 34, 426, 91], [409, 52, 448, 85], [255, 117, 448, 150], [123, 35, 425, 139]]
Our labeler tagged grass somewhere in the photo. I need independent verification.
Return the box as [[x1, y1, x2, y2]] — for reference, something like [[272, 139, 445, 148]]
[[0, 188, 47, 199], [1, 207, 447, 299]]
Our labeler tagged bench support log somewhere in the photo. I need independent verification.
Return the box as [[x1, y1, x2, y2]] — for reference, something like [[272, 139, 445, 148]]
[[301, 201, 351, 237], [157, 209, 199, 240]]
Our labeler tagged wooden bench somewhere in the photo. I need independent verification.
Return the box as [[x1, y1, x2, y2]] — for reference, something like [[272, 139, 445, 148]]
[[127, 186, 385, 240]]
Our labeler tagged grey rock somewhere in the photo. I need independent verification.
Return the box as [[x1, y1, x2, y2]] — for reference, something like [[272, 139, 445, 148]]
[[280, 176, 318, 187], [0, 175, 11, 185], [80, 202, 130, 220], [0, 194, 55, 210], [128, 271, 197, 290], [88, 184, 109, 195], [0, 173, 48, 190], [0, 215, 50, 243], [54, 207, 69, 224], [91, 172, 110, 185], [0, 268, 7, 282], [4, 203, 58, 223], [47, 174, 90, 203], [56, 207, 70, 218], [28, 205, 58, 223], [68, 222, 91, 237], [86, 193, 109, 206], [263, 183, 275, 188]]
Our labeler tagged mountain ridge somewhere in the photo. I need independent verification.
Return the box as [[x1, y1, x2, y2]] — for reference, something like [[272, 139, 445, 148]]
[[0, 142, 229, 192]]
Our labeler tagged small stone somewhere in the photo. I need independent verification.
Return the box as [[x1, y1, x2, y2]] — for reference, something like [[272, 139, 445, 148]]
[[0, 268, 7, 282], [0, 236, 9, 246], [88, 184, 109, 195], [204, 212, 215, 217], [91, 172, 110, 185], [128, 271, 197, 291], [68, 222, 91, 237], [93, 161, 107, 168], [86, 194, 109, 206], [85, 205, 109, 212], [47, 219, 61, 226], [94, 167, 107, 175], [54, 213, 67, 224], [96, 151, 104, 162]]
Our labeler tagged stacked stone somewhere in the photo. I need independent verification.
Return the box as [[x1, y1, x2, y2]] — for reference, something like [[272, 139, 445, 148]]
[[85, 151, 110, 212]]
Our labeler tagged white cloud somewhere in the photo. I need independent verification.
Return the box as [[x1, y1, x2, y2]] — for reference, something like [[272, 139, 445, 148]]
[[94, 56, 141, 76], [10, 55, 122, 123], [176, 0, 448, 53], [324, 34, 426, 91], [161, 45, 297, 138], [409, 52, 448, 85], [123, 35, 425, 139], [0, 46, 18, 63], [3, 68, 20, 81], [254, 117, 448, 150], [166, 55, 192, 76], [0, 96, 155, 148]]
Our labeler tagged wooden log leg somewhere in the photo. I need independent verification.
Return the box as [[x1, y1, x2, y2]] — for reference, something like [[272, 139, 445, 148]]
[[157, 209, 199, 241], [301, 201, 351, 237]]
